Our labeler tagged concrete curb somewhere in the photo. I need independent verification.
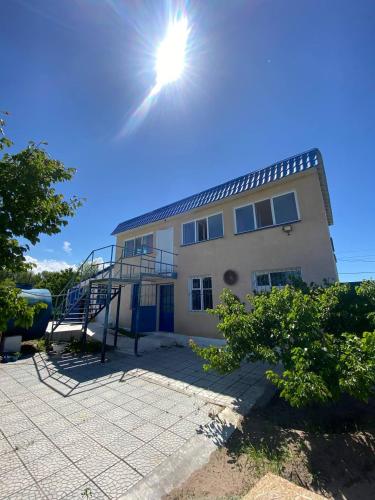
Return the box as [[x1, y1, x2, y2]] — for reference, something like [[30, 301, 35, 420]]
[[121, 377, 278, 500]]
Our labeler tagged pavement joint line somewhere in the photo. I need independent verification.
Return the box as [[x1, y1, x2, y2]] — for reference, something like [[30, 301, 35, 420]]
[[1, 364, 109, 499]]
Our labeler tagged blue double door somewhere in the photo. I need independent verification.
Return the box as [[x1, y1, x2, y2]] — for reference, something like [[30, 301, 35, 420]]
[[131, 284, 174, 333]]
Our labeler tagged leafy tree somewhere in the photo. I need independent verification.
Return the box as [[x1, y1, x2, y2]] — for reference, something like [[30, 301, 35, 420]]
[[0, 113, 83, 339], [33, 268, 77, 297], [0, 114, 83, 273], [192, 281, 375, 408]]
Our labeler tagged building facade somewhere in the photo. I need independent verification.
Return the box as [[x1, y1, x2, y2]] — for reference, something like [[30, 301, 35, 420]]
[[110, 149, 338, 339]]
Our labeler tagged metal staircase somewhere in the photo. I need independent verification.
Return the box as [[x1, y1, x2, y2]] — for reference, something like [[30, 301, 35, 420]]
[[49, 244, 177, 343], [55, 284, 120, 327]]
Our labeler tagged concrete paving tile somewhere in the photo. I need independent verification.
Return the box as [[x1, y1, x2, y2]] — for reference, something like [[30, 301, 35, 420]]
[[169, 419, 201, 439], [152, 412, 181, 429], [63, 481, 108, 499], [80, 396, 106, 408], [152, 398, 177, 411], [149, 430, 186, 456], [105, 433, 144, 459], [168, 403, 196, 418], [7, 428, 45, 451], [60, 437, 102, 463], [38, 463, 87, 500], [16, 438, 58, 463], [94, 461, 141, 497], [65, 408, 97, 425], [136, 405, 163, 421], [116, 414, 146, 432], [130, 422, 164, 442], [29, 411, 62, 426], [120, 398, 146, 414], [76, 448, 119, 479], [0, 449, 23, 473], [125, 444, 166, 476], [1, 418, 36, 437], [0, 437, 12, 455], [52, 427, 87, 448], [137, 391, 161, 404], [100, 407, 131, 424], [0, 464, 34, 499], [92, 401, 118, 416], [40, 419, 73, 437], [26, 450, 71, 481], [8, 482, 46, 500]]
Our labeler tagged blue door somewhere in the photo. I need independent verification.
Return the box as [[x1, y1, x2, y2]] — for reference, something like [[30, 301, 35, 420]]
[[131, 284, 157, 333], [159, 284, 174, 332]]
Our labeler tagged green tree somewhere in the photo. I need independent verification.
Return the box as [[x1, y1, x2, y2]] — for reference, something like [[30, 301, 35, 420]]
[[192, 281, 375, 408], [0, 113, 83, 338], [0, 114, 83, 273], [33, 268, 77, 297]]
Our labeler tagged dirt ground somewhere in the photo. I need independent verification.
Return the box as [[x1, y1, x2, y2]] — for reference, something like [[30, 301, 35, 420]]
[[165, 395, 375, 500]]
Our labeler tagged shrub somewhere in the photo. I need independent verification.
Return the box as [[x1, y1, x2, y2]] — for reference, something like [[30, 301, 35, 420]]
[[192, 281, 375, 407], [0, 280, 47, 342]]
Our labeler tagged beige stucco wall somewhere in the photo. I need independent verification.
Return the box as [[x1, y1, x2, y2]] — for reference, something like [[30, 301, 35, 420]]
[[112, 169, 338, 338]]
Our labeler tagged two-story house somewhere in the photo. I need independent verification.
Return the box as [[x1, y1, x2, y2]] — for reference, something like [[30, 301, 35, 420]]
[[110, 148, 337, 339]]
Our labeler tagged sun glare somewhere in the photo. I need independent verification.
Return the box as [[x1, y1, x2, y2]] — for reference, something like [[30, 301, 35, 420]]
[[155, 16, 190, 90]]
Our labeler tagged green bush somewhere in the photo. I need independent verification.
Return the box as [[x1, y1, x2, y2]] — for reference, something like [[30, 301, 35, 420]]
[[65, 336, 102, 354], [192, 281, 375, 408], [0, 280, 47, 339]]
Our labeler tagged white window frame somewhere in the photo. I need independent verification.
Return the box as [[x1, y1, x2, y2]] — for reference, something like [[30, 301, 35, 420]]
[[123, 232, 154, 257], [181, 212, 224, 245], [188, 276, 213, 311], [252, 267, 302, 293], [233, 190, 300, 234]]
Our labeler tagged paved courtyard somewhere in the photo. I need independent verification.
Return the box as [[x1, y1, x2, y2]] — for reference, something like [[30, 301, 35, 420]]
[[0, 345, 270, 499]]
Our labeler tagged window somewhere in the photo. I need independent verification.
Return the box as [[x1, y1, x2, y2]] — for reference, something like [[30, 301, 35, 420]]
[[183, 222, 195, 245], [208, 213, 224, 239], [190, 277, 213, 311], [197, 219, 208, 242], [255, 199, 273, 228], [182, 213, 223, 245], [235, 205, 255, 233], [123, 233, 153, 257], [273, 193, 298, 224], [234, 192, 299, 235], [253, 268, 301, 292]]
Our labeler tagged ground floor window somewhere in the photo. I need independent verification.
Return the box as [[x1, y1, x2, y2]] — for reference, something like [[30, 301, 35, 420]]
[[253, 268, 301, 293], [190, 277, 213, 311]]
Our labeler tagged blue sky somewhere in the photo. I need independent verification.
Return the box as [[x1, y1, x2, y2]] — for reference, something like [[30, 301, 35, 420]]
[[2, 0, 375, 280]]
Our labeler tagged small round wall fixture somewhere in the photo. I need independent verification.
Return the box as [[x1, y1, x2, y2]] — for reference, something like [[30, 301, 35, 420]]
[[223, 269, 238, 286]]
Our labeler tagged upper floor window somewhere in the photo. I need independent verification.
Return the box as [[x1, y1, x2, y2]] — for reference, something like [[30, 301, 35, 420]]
[[234, 192, 299, 234], [253, 268, 301, 293], [123, 233, 153, 257], [190, 277, 213, 311], [182, 213, 223, 245]]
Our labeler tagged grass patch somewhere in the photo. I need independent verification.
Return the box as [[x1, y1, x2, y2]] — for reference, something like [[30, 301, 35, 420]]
[[238, 442, 291, 476]]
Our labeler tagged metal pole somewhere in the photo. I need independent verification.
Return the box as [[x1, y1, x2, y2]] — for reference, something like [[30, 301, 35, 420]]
[[81, 283, 91, 354], [101, 257, 113, 363], [114, 286, 122, 348], [134, 282, 142, 357]]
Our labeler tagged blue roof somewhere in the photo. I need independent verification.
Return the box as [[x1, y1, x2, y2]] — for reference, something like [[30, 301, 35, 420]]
[[112, 148, 332, 235]]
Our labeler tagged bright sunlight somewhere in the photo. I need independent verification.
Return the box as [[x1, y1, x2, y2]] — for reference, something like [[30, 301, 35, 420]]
[[155, 16, 190, 91]]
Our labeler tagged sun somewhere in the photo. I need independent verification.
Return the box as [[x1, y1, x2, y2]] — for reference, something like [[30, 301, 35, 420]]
[[155, 16, 190, 90]]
